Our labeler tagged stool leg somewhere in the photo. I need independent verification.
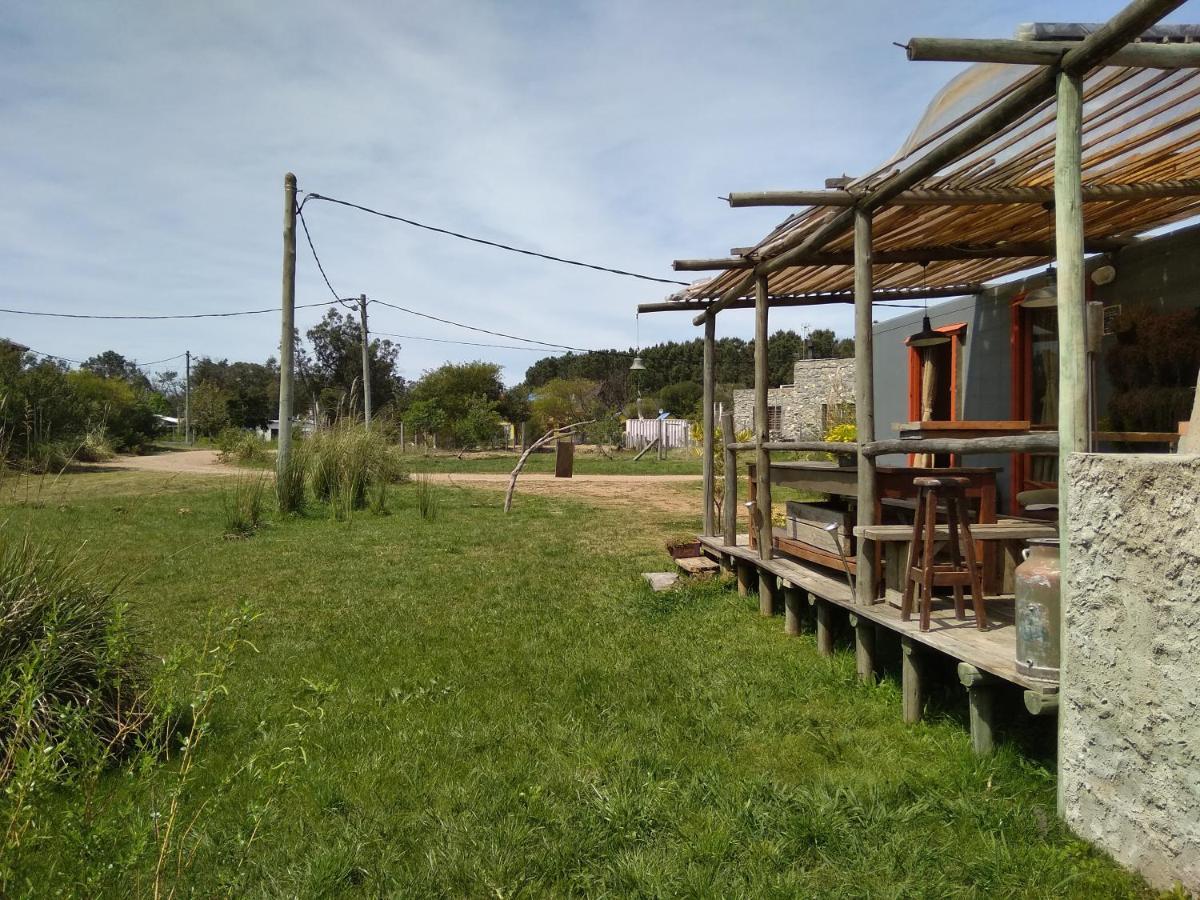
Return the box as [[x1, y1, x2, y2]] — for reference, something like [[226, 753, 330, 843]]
[[945, 496, 967, 620], [919, 488, 938, 632], [957, 490, 988, 630], [901, 490, 923, 622]]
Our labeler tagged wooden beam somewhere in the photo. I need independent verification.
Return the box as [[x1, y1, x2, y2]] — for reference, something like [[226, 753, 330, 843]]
[[675, 257, 753, 271], [862, 432, 1059, 457], [854, 209, 878, 607], [643, 284, 982, 315], [726, 181, 1200, 208], [702, 316, 716, 536], [721, 410, 737, 547], [1024, 690, 1060, 716], [907, 36, 1200, 69], [753, 274, 773, 564]]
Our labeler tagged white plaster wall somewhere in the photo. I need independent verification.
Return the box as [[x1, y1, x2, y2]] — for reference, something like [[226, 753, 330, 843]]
[[1063, 453, 1200, 893]]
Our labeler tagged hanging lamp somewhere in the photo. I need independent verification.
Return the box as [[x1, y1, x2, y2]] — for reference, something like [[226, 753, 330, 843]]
[[1021, 203, 1058, 308], [908, 261, 951, 347]]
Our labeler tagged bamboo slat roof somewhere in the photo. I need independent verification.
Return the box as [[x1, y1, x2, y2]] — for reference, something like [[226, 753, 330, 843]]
[[688, 59, 1200, 300]]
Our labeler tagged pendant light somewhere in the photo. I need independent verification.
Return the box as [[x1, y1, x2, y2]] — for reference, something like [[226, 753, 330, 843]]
[[629, 312, 646, 370], [1021, 203, 1058, 308], [908, 261, 951, 348]]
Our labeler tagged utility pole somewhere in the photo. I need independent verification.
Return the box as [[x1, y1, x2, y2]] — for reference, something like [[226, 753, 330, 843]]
[[184, 349, 192, 444], [358, 293, 372, 428], [277, 172, 298, 508]]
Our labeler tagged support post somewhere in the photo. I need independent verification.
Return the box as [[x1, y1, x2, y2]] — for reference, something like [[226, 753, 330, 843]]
[[657, 416, 666, 460], [735, 560, 755, 597], [722, 410, 737, 547], [702, 315, 716, 535], [276, 172, 297, 510], [853, 209, 878, 605], [399, 420, 405, 453], [901, 637, 924, 723], [815, 599, 834, 656], [753, 274, 773, 561], [184, 349, 192, 445], [758, 571, 778, 617], [783, 585, 804, 635], [958, 664, 998, 755], [849, 613, 877, 684], [358, 294, 372, 428]]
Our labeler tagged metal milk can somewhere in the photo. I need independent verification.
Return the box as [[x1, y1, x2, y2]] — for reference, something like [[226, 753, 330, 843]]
[[1014, 538, 1061, 681]]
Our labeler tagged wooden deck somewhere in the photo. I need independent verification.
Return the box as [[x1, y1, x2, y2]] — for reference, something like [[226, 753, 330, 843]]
[[696, 531, 1057, 753]]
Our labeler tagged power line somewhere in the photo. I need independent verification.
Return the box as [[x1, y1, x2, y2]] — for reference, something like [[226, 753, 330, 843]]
[[371, 298, 595, 353], [137, 351, 188, 367], [0, 300, 342, 321], [302, 192, 690, 287], [371, 330, 567, 353], [296, 206, 356, 310], [25, 347, 85, 365]]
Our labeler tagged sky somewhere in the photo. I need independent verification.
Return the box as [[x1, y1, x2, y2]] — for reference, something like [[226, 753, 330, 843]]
[[0, 0, 1190, 386]]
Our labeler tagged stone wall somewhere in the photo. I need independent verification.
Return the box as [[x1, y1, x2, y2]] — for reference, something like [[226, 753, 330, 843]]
[[1063, 453, 1200, 893], [732, 357, 855, 438]]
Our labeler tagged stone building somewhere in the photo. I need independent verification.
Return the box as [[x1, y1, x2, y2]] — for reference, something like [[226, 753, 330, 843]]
[[732, 357, 855, 439]]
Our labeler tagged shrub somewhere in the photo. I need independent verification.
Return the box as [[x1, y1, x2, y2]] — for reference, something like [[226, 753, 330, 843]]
[[216, 428, 269, 467], [415, 475, 440, 521], [308, 419, 401, 519], [74, 428, 114, 463], [221, 474, 268, 537], [0, 533, 151, 783]]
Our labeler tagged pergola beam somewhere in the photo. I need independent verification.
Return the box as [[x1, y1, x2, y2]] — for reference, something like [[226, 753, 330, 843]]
[[726, 180, 1200, 209], [673, 238, 1129, 271], [639, 283, 982, 314], [906, 36, 1200, 69], [691, 0, 1186, 328]]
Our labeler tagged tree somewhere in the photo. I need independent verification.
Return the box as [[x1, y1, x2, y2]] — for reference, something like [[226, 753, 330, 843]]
[[453, 395, 503, 448], [658, 380, 703, 418], [529, 378, 604, 433], [405, 361, 505, 447], [305, 309, 404, 416], [82, 351, 150, 391], [192, 357, 278, 428], [189, 381, 231, 437], [403, 399, 447, 449]]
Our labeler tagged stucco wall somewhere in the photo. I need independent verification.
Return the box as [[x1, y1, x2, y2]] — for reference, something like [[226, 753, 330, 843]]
[[1063, 453, 1200, 893], [732, 358, 855, 438]]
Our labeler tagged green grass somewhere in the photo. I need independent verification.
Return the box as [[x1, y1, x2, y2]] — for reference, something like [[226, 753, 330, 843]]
[[0, 470, 1147, 897], [400, 448, 705, 476]]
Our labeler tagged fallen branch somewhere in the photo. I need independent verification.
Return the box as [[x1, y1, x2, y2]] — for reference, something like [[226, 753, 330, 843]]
[[504, 420, 594, 513], [632, 437, 659, 462]]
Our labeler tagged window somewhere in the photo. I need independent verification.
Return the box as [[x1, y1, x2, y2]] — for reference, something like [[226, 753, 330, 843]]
[[766, 405, 783, 435]]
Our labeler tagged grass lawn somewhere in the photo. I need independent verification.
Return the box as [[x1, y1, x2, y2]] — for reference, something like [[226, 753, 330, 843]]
[[1, 471, 1147, 897], [384, 448, 705, 476]]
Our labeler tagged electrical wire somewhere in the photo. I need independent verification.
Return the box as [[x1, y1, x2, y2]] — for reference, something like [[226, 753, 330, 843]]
[[371, 330, 567, 353], [0, 300, 342, 320], [302, 192, 690, 286], [136, 351, 187, 367], [371, 298, 595, 353], [297, 206, 356, 310]]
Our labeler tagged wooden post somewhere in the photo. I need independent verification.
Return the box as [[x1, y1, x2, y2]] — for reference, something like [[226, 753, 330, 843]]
[[758, 570, 777, 617], [184, 349, 192, 445], [849, 613, 877, 684], [783, 585, 804, 635], [815, 599, 834, 656], [702, 315, 716, 535], [853, 209, 878, 605], [958, 664, 998, 755], [276, 172, 297, 510], [399, 420, 405, 453], [722, 410, 737, 547], [358, 294, 372, 428], [901, 637, 923, 723], [754, 274, 773, 561], [657, 416, 666, 461], [735, 560, 755, 597]]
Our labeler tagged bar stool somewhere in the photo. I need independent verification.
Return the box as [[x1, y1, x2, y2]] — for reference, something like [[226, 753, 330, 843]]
[[902, 476, 988, 632]]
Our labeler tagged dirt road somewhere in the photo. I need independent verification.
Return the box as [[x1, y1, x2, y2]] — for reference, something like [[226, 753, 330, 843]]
[[100, 450, 702, 515]]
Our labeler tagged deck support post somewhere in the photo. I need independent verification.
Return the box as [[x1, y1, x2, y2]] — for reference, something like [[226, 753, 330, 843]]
[[1024, 690, 1060, 716], [783, 585, 804, 635], [853, 209, 878, 605], [901, 637, 924, 723], [1055, 67, 1088, 816], [722, 411, 737, 547], [753, 274, 773, 562], [849, 613, 877, 684], [758, 571, 778, 617], [702, 314, 716, 535], [815, 598, 834, 656], [735, 560, 755, 597], [958, 663, 999, 755]]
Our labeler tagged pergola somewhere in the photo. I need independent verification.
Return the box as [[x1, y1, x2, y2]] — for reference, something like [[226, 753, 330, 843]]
[[641, 0, 1200, 788]]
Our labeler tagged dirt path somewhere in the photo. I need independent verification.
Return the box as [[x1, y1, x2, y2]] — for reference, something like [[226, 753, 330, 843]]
[[100, 451, 702, 516]]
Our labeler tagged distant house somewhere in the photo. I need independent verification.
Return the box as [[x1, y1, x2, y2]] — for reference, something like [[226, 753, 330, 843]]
[[732, 357, 856, 440]]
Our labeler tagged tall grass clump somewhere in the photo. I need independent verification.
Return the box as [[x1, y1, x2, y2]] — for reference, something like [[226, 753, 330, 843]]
[[0, 533, 151, 784], [216, 427, 270, 467], [277, 441, 308, 515], [221, 474, 268, 537], [307, 418, 402, 520], [415, 475, 440, 521]]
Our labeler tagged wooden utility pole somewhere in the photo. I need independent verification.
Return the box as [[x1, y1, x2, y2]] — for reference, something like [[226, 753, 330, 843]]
[[358, 294, 372, 428], [853, 209, 878, 606], [277, 172, 298, 508], [184, 349, 192, 444], [701, 314, 716, 535], [721, 409, 737, 547]]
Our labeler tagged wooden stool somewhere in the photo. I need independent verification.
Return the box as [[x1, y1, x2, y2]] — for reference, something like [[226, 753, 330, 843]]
[[902, 476, 988, 632]]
